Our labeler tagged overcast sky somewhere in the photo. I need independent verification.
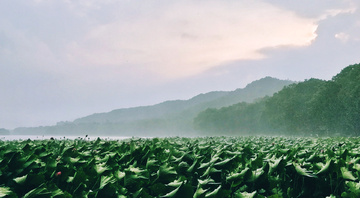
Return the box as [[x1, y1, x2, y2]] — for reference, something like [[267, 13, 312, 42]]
[[1, 0, 359, 129]]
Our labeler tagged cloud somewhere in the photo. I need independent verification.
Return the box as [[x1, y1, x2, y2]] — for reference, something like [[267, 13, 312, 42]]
[[1, 0, 359, 129], [65, 0, 317, 79], [335, 32, 350, 42], [317, 7, 357, 20], [194, 3, 360, 86], [262, 0, 358, 17], [0, 18, 59, 76]]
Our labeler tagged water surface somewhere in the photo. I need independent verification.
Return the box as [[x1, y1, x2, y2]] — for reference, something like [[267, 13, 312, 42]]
[[0, 135, 140, 141]]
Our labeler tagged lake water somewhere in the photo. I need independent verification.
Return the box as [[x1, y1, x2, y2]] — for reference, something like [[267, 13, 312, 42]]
[[0, 135, 149, 141]]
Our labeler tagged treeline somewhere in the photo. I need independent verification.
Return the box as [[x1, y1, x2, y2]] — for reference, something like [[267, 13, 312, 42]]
[[10, 77, 293, 136], [12, 119, 184, 137], [194, 63, 360, 136], [0, 128, 10, 135]]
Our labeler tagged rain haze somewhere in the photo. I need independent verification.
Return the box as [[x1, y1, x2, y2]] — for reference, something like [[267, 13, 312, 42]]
[[1, 0, 360, 130]]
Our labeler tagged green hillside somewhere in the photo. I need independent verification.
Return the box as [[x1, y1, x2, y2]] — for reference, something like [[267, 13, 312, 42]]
[[12, 77, 293, 136], [194, 63, 360, 136]]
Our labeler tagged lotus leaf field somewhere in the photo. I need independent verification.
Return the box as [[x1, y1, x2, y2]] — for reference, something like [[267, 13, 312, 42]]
[[1, 136, 360, 198]]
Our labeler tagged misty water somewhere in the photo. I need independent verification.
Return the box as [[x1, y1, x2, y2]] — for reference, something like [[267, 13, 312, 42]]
[[0, 135, 148, 141]]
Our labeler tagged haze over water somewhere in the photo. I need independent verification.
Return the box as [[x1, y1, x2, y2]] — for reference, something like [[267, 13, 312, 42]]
[[0, 135, 142, 141]]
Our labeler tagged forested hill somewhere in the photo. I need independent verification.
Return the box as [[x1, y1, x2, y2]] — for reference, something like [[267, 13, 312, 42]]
[[194, 63, 360, 136], [73, 76, 293, 124], [12, 77, 293, 136]]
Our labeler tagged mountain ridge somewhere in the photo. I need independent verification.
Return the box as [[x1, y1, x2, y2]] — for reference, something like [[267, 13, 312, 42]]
[[193, 63, 360, 136], [12, 76, 294, 136], [73, 76, 293, 124]]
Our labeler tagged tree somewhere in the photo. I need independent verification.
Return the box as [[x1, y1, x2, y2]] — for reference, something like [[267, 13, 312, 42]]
[[0, 128, 10, 135]]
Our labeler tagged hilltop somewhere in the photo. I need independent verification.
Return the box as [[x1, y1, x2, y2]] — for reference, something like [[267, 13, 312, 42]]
[[12, 77, 293, 136], [194, 63, 360, 136]]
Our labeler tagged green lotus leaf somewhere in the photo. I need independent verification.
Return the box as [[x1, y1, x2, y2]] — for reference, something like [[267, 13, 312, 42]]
[[198, 177, 215, 187], [21, 143, 33, 155], [170, 155, 183, 163], [306, 152, 322, 163], [316, 159, 334, 175], [182, 153, 195, 163], [296, 150, 308, 158], [13, 174, 27, 185], [201, 166, 221, 178], [146, 159, 159, 170], [23, 184, 51, 198], [205, 185, 230, 198], [214, 156, 236, 169], [128, 166, 145, 174], [115, 170, 126, 180], [23, 154, 37, 166], [69, 171, 87, 187], [167, 179, 184, 188], [268, 157, 283, 175], [314, 162, 324, 170], [198, 145, 210, 151], [340, 149, 349, 160], [133, 188, 152, 198], [293, 162, 317, 178], [38, 152, 52, 159], [4, 134, 360, 197], [198, 161, 212, 170], [124, 173, 148, 189], [178, 160, 190, 169], [325, 195, 336, 198], [224, 150, 242, 156], [325, 149, 336, 159], [250, 155, 264, 168], [279, 149, 290, 155], [353, 164, 360, 172], [193, 187, 208, 198], [140, 147, 152, 163], [46, 159, 58, 170], [150, 183, 167, 196], [51, 189, 65, 198], [97, 154, 110, 163], [158, 164, 177, 177], [22, 172, 46, 188], [69, 157, 81, 164], [209, 156, 220, 164], [233, 190, 257, 198], [79, 151, 92, 157], [160, 182, 193, 198], [94, 163, 109, 175], [170, 148, 184, 158], [72, 183, 88, 198], [0, 187, 13, 198], [187, 158, 198, 173], [341, 167, 357, 181], [227, 167, 250, 185], [99, 175, 117, 189], [67, 176, 74, 183], [47, 183, 65, 198], [247, 167, 265, 182], [346, 181, 360, 196], [61, 147, 77, 158], [349, 157, 360, 165]]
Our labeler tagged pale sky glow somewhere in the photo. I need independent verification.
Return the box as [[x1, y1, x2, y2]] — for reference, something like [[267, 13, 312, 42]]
[[66, 1, 318, 78], [1, 0, 359, 129]]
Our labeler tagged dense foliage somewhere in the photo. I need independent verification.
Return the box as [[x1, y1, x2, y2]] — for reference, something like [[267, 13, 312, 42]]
[[1, 136, 360, 197], [194, 63, 360, 136]]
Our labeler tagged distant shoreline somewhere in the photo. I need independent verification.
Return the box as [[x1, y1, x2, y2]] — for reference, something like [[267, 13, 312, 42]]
[[0, 135, 146, 141]]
